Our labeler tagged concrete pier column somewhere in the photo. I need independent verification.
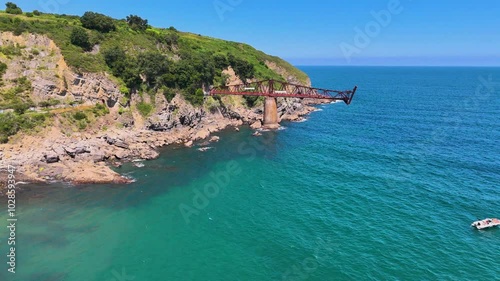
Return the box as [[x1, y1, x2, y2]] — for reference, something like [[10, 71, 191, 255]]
[[263, 97, 279, 129]]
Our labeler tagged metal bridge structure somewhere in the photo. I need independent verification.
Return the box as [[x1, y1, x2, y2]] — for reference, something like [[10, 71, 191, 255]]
[[209, 79, 357, 128]]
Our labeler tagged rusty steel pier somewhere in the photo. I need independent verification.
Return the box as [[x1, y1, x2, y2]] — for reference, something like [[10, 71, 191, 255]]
[[209, 79, 357, 129]]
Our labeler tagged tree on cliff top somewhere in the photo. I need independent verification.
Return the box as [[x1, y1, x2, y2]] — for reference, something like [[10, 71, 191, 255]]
[[80, 12, 116, 33], [5, 2, 22, 14], [126, 15, 148, 31]]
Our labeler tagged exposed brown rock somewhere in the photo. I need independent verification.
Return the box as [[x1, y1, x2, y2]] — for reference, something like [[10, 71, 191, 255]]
[[250, 121, 262, 129]]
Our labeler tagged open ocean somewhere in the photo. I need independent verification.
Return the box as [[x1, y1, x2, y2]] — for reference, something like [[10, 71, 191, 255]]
[[1, 66, 499, 280]]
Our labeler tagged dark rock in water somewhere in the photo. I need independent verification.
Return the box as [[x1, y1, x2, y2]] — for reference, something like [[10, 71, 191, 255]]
[[199, 141, 211, 146]]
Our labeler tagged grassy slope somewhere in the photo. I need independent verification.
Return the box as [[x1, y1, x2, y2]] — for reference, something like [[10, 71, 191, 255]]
[[0, 11, 308, 84]]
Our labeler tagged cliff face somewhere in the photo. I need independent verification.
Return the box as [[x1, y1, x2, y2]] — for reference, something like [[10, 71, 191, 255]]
[[0, 31, 318, 189], [0, 32, 122, 107]]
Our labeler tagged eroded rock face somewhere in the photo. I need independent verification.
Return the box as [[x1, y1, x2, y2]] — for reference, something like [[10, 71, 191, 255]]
[[69, 73, 122, 107], [146, 96, 205, 131], [0, 32, 122, 108]]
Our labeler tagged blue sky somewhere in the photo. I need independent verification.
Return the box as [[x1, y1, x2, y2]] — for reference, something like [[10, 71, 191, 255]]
[[11, 0, 500, 66]]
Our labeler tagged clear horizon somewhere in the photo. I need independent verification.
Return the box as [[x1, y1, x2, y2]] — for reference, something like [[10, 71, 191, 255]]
[[10, 0, 500, 67]]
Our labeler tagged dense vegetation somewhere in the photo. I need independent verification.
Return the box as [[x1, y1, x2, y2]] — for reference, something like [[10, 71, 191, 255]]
[[0, 2, 309, 142], [0, 111, 48, 143], [0, 3, 307, 85]]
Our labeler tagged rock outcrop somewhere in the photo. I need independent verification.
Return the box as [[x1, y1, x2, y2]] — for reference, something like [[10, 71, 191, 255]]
[[0, 32, 122, 108]]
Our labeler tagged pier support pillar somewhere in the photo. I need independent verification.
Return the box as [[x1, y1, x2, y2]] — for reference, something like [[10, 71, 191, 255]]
[[263, 97, 279, 129]]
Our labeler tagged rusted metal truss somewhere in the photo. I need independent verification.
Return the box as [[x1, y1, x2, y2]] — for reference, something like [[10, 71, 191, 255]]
[[209, 79, 357, 105]]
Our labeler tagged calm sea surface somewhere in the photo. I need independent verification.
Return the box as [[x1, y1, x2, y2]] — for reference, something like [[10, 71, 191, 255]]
[[1, 66, 499, 280]]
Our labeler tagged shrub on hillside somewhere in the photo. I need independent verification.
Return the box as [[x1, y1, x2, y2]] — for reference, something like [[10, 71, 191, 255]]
[[244, 95, 261, 107], [73, 111, 87, 121], [136, 102, 153, 117], [126, 15, 148, 31], [5, 2, 22, 15], [162, 87, 176, 102], [70, 27, 92, 51], [103, 46, 126, 67], [137, 52, 170, 85], [13, 20, 29, 36], [80, 12, 116, 33], [182, 88, 204, 106], [157, 32, 179, 47], [0, 62, 7, 77], [228, 54, 255, 82], [0, 112, 48, 143], [93, 103, 109, 117]]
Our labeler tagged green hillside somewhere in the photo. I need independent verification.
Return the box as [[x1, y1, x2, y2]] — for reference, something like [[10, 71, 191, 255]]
[[0, 5, 308, 92], [0, 2, 310, 143]]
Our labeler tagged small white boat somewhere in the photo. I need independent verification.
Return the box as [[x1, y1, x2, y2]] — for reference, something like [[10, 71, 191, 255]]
[[471, 218, 500, 230]]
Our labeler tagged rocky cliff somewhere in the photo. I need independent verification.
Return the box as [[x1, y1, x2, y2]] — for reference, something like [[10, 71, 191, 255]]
[[0, 31, 321, 192]]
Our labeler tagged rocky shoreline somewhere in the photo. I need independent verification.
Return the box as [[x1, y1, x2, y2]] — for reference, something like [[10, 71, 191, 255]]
[[0, 32, 329, 195], [0, 98, 325, 195]]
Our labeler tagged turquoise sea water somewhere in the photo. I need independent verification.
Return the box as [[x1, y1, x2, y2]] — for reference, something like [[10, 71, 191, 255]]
[[1, 66, 499, 280]]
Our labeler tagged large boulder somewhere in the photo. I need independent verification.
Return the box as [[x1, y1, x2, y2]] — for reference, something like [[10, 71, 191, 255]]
[[91, 152, 107, 163], [192, 129, 210, 141], [44, 153, 60, 164], [64, 146, 90, 158], [114, 149, 130, 160], [114, 140, 129, 149], [250, 121, 262, 129]]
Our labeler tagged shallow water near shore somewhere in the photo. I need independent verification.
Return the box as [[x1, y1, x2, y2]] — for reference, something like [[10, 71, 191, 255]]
[[1, 66, 499, 280]]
